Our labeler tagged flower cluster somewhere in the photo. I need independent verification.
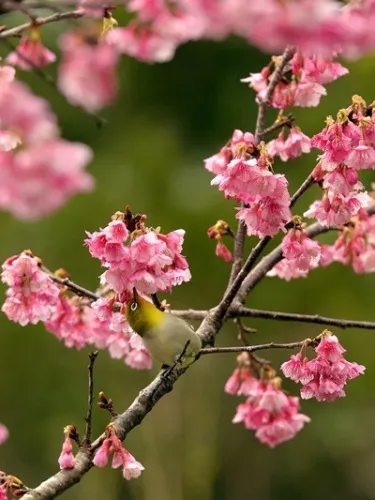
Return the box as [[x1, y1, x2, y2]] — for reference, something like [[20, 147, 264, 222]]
[[320, 211, 375, 274], [242, 51, 347, 109], [85, 212, 191, 295], [1, 252, 152, 369], [93, 425, 144, 480], [205, 129, 292, 238], [0, 69, 93, 220], [226, 355, 310, 447], [305, 96, 375, 227], [268, 224, 321, 280], [1, 252, 61, 326], [281, 332, 365, 402]]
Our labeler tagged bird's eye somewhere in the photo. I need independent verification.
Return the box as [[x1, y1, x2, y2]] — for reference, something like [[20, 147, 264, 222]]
[[130, 302, 138, 312]]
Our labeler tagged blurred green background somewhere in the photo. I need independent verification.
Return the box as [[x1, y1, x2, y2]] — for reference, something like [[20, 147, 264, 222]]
[[1, 10, 375, 500]]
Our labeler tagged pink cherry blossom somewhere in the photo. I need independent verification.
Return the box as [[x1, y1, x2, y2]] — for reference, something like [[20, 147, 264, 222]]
[[215, 241, 232, 262], [236, 196, 291, 238], [93, 426, 144, 480], [0, 486, 6, 500], [87, 215, 191, 296], [0, 64, 15, 82], [232, 378, 310, 448], [0, 140, 94, 220], [281, 332, 365, 402], [1, 252, 61, 326], [7, 33, 56, 70], [58, 436, 76, 470], [304, 192, 365, 226], [345, 140, 375, 170], [281, 228, 321, 271], [0, 424, 8, 445], [58, 28, 119, 112]]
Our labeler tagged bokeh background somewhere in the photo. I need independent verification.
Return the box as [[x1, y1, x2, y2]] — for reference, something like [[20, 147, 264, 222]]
[[1, 8, 375, 500]]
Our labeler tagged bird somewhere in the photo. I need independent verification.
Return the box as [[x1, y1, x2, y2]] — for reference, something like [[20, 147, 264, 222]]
[[126, 288, 202, 368]]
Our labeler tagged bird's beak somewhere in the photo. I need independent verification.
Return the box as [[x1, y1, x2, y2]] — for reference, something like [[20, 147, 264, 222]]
[[132, 287, 138, 302]]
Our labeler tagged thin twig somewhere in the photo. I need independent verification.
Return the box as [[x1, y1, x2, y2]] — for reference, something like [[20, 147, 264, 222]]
[[290, 173, 316, 208], [49, 274, 99, 301], [173, 306, 375, 330], [84, 351, 98, 446], [0, 10, 84, 39], [259, 114, 295, 138], [200, 339, 315, 355]]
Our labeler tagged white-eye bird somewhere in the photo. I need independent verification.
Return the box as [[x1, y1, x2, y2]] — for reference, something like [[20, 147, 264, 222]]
[[126, 288, 202, 367]]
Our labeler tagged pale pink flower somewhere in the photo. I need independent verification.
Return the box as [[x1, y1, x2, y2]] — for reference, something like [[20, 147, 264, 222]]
[[293, 80, 327, 107], [345, 140, 375, 170], [0, 140, 94, 220], [282, 128, 311, 159], [323, 166, 361, 196], [266, 132, 286, 159], [0, 80, 58, 146], [0, 130, 21, 152], [0, 64, 15, 82], [215, 241, 232, 262], [267, 259, 310, 281], [108, 25, 177, 63], [58, 30, 119, 112], [225, 368, 257, 396], [0, 424, 9, 445], [1, 252, 61, 326], [204, 147, 231, 175], [58, 436, 76, 470], [7, 34, 56, 70]]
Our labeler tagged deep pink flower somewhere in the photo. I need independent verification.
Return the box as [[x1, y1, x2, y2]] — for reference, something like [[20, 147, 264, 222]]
[[232, 380, 310, 448], [282, 332, 365, 402], [58, 436, 76, 470], [7, 32, 56, 70], [93, 427, 144, 480], [215, 241, 232, 262], [58, 29, 119, 112]]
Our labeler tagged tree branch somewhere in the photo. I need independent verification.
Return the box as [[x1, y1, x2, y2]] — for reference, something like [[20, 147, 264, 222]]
[[83, 352, 98, 446], [49, 274, 99, 301], [258, 114, 295, 139], [172, 306, 375, 331], [200, 339, 314, 355], [228, 46, 296, 286], [0, 10, 84, 39]]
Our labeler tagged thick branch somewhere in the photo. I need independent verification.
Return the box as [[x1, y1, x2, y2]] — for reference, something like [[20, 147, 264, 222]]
[[0, 10, 84, 39]]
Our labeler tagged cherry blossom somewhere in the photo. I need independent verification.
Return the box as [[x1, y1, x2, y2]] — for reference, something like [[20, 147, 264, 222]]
[[58, 432, 76, 470], [93, 426, 144, 480], [6, 29, 56, 70], [1, 252, 61, 326], [58, 27, 119, 112], [0, 424, 8, 445], [281, 332, 365, 402]]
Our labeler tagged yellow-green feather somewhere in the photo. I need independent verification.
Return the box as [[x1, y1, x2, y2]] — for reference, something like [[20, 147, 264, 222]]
[[126, 295, 165, 336]]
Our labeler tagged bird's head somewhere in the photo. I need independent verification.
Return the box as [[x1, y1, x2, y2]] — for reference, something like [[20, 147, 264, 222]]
[[126, 288, 164, 336]]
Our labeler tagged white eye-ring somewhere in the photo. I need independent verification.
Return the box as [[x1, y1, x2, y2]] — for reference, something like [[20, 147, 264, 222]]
[[131, 302, 138, 311]]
